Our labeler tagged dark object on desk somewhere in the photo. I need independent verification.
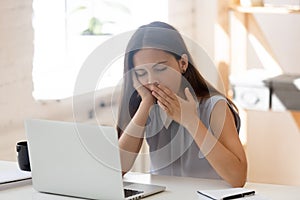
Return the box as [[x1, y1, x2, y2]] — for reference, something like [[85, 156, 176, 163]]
[[264, 74, 300, 111], [230, 70, 300, 112], [16, 141, 31, 171]]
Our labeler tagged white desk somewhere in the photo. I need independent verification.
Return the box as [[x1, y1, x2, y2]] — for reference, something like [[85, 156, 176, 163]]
[[1, 163, 300, 199]]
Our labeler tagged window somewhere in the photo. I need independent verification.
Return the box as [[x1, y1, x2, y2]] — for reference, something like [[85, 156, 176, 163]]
[[32, 0, 168, 100]]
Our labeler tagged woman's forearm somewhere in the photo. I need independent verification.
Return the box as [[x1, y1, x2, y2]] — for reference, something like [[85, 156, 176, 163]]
[[119, 102, 152, 174], [186, 120, 247, 187]]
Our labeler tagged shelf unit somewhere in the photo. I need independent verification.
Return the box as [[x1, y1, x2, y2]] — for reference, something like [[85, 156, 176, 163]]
[[227, 3, 300, 129], [229, 5, 300, 14]]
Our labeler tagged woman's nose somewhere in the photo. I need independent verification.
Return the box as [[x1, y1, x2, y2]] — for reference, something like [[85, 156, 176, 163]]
[[147, 73, 158, 84]]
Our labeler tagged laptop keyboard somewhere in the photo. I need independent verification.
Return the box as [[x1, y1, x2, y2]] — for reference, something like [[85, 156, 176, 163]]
[[124, 189, 143, 198]]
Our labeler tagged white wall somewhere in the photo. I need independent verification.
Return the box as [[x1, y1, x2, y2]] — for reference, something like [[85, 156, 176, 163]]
[[0, 0, 46, 160], [247, 110, 300, 185], [248, 13, 300, 73], [0, 0, 113, 161]]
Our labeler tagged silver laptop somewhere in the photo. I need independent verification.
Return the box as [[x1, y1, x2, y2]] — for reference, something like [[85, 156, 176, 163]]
[[25, 119, 165, 200]]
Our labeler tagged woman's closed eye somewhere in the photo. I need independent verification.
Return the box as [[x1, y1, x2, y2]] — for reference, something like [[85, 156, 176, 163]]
[[135, 69, 147, 77], [154, 64, 167, 72], [134, 65, 167, 77]]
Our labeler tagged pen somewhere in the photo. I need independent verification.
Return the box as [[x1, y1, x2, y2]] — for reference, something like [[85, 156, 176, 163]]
[[223, 190, 255, 200]]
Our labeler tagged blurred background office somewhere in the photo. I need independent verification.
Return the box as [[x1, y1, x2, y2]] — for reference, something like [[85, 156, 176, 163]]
[[1, 0, 300, 186]]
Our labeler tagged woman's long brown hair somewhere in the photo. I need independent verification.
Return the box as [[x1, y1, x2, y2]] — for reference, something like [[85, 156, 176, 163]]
[[117, 21, 237, 138]]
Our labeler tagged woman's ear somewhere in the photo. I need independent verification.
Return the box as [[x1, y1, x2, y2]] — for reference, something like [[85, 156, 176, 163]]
[[179, 54, 188, 74]]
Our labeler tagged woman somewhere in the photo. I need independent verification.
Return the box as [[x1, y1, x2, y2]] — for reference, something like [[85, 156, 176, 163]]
[[117, 21, 247, 187]]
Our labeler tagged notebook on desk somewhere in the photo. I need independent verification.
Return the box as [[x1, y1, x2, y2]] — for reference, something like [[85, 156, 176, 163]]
[[0, 161, 31, 185], [25, 119, 165, 200]]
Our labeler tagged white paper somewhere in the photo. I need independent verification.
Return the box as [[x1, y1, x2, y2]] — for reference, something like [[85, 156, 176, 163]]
[[0, 161, 31, 184], [197, 187, 255, 200]]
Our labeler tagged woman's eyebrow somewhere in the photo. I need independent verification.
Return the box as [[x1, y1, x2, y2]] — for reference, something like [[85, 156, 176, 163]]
[[152, 61, 168, 68], [134, 61, 168, 69]]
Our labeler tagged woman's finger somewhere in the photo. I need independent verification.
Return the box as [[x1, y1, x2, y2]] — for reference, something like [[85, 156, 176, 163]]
[[152, 91, 171, 108], [157, 100, 169, 112], [157, 84, 176, 101], [152, 85, 176, 105]]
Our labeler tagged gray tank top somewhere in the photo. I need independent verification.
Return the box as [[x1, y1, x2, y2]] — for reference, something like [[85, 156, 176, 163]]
[[145, 95, 240, 179]]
